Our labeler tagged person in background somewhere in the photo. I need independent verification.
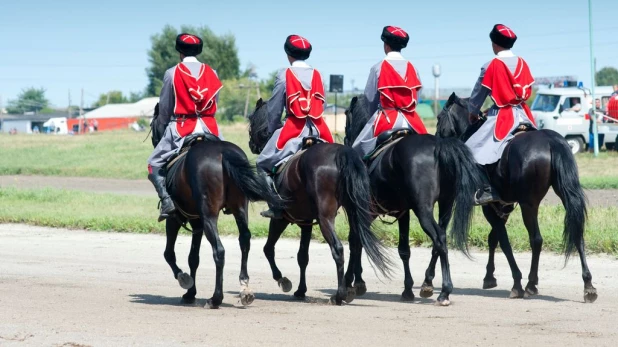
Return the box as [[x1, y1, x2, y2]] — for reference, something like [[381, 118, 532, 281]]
[[611, 84, 618, 97], [588, 98, 605, 152]]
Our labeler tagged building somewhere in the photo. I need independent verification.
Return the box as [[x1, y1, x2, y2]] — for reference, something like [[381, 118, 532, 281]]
[[0, 113, 66, 134], [71, 97, 158, 133]]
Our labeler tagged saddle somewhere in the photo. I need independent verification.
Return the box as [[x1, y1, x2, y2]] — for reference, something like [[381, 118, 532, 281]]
[[364, 128, 412, 161], [166, 133, 220, 189], [513, 123, 534, 136], [270, 136, 323, 176]]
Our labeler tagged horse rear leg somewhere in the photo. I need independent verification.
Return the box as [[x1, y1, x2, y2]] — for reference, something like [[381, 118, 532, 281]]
[[397, 211, 415, 301], [181, 219, 204, 303], [318, 214, 346, 306], [482, 229, 499, 289], [263, 218, 292, 293], [163, 218, 194, 293], [201, 213, 225, 309], [482, 205, 525, 298], [420, 196, 454, 298], [294, 225, 313, 299], [233, 201, 254, 306], [520, 203, 543, 297], [415, 208, 453, 306]]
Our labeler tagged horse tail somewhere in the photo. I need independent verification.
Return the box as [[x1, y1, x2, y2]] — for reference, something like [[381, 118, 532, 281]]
[[435, 137, 483, 257], [221, 149, 285, 209], [548, 135, 587, 260], [336, 147, 393, 278]]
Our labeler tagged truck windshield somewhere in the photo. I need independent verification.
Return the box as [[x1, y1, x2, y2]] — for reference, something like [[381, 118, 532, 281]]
[[531, 94, 560, 112]]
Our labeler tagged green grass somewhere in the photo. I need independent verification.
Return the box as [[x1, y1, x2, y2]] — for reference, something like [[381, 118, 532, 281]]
[[1, 122, 616, 188], [1, 187, 617, 255]]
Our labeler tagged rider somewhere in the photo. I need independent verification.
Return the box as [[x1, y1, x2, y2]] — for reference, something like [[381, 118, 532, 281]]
[[147, 33, 223, 221], [352, 25, 427, 159], [465, 24, 536, 205], [256, 34, 334, 218]]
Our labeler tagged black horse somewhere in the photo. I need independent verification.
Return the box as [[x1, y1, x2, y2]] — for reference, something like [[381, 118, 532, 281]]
[[248, 99, 393, 305], [435, 93, 597, 303], [344, 95, 481, 305], [151, 108, 283, 309]]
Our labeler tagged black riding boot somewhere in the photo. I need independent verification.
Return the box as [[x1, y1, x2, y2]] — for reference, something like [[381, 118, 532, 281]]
[[474, 163, 502, 206], [148, 166, 176, 221], [260, 175, 283, 219]]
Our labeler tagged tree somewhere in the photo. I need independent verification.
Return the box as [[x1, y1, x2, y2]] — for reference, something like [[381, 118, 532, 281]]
[[6, 87, 49, 114], [596, 67, 618, 86], [93, 90, 128, 107], [218, 77, 260, 122], [145, 25, 240, 96]]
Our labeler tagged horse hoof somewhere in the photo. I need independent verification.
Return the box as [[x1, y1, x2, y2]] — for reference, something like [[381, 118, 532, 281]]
[[524, 285, 538, 298], [177, 272, 194, 290], [483, 278, 498, 289], [293, 290, 306, 299], [205, 298, 221, 309], [419, 283, 434, 298], [344, 287, 356, 304], [329, 295, 343, 306], [354, 282, 367, 296], [401, 290, 415, 302], [436, 297, 451, 307], [180, 294, 196, 305], [584, 287, 598, 303], [509, 287, 525, 299], [240, 289, 255, 306], [278, 277, 293, 293]]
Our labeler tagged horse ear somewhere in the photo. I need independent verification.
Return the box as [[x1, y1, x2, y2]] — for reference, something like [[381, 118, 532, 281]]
[[447, 92, 456, 104], [255, 98, 264, 108]]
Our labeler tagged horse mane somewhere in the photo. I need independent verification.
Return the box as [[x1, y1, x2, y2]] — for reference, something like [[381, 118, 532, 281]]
[[344, 94, 372, 146], [247, 98, 273, 154]]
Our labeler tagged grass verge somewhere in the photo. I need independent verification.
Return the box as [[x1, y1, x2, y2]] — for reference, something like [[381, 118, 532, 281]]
[[1, 123, 617, 188], [1, 187, 616, 255]]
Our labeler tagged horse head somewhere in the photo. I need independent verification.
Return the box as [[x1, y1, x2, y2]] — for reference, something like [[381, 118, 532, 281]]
[[344, 95, 371, 146], [436, 92, 474, 139], [247, 98, 272, 154]]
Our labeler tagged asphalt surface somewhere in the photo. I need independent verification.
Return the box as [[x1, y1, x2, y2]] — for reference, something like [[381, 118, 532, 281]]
[[1, 224, 617, 346]]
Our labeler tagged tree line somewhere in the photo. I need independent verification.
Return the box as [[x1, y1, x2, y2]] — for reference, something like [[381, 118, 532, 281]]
[[6, 24, 618, 118]]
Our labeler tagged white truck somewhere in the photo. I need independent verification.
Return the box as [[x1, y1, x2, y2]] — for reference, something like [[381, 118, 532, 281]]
[[42, 117, 69, 135], [530, 85, 618, 153]]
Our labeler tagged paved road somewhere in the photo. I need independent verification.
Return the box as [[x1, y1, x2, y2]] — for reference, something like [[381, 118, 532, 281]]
[[1, 175, 617, 207], [0, 224, 616, 346]]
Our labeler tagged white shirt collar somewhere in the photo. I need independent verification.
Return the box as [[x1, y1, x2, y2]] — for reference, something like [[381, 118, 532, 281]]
[[496, 50, 515, 58], [182, 56, 200, 63], [291, 60, 310, 68], [385, 51, 405, 60]]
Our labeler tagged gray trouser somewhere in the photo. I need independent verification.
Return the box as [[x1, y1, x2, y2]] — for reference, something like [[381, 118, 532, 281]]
[[351, 111, 413, 158], [256, 120, 318, 174], [147, 119, 221, 168]]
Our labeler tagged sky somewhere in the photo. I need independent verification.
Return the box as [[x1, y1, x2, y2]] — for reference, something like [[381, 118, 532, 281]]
[[1, 0, 617, 108]]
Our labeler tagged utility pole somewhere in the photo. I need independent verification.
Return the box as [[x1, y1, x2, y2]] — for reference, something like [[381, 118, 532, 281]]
[[432, 64, 442, 118], [68, 90, 72, 117], [0, 95, 4, 132], [80, 88, 85, 134], [243, 85, 251, 118], [588, 0, 599, 157]]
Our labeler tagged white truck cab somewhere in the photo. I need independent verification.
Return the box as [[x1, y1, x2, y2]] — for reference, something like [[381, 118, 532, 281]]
[[531, 85, 618, 153]]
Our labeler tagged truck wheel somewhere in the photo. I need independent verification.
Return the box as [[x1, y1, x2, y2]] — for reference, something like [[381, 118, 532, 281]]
[[566, 137, 584, 154]]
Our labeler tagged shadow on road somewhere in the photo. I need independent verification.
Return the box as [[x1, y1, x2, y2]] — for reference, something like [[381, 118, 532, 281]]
[[128, 294, 235, 308], [455, 287, 569, 303]]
